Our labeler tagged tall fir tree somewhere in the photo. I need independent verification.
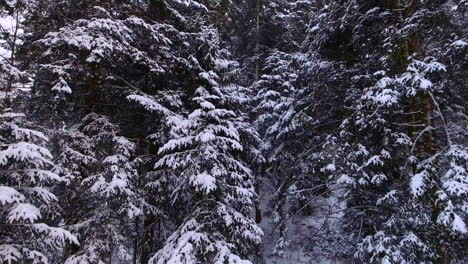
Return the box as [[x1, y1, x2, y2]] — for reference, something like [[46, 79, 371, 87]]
[[151, 28, 262, 264], [0, 111, 79, 263]]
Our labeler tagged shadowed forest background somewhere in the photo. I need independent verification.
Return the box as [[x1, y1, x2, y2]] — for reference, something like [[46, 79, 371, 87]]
[[0, 0, 467, 263]]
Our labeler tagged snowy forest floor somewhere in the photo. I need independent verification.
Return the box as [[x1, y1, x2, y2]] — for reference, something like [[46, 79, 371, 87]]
[[258, 180, 348, 264]]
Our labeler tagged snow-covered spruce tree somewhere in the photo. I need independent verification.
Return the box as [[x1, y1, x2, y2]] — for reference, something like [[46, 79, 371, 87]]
[[150, 28, 262, 264], [251, 14, 349, 258], [24, 0, 192, 127], [240, 1, 329, 258], [253, 50, 299, 257], [310, 1, 468, 262], [21, 3, 177, 262], [333, 65, 438, 264], [53, 113, 140, 264], [23, 1, 259, 263], [293, 1, 468, 262], [24, 0, 185, 259], [254, 51, 298, 142], [0, 2, 78, 262], [338, 56, 468, 264], [0, 111, 78, 263]]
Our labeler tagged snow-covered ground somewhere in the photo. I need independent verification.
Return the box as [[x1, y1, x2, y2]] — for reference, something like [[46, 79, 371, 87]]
[[258, 179, 348, 264]]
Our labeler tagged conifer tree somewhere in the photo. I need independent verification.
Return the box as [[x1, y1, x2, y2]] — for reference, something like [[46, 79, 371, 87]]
[[0, 111, 78, 263], [151, 28, 262, 264]]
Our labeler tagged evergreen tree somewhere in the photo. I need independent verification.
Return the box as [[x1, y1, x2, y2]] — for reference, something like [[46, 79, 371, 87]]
[[52, 113, 140, 264], [301, 1, 468, 262], [151, 29, 262, 263], [0, 111, 78, 263], [1, 2, 79, 262]]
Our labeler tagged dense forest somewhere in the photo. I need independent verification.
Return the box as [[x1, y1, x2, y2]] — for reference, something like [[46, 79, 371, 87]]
[[0, 0, 467, 263]]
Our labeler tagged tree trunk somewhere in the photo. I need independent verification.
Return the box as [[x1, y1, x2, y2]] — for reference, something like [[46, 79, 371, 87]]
[[133, 217, 138, 264], [4, 10, 20, 109], [254, 0, 261, 80]]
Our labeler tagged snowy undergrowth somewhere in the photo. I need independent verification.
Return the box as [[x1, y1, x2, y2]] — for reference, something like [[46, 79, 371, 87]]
[[259, 179, 347, 264]]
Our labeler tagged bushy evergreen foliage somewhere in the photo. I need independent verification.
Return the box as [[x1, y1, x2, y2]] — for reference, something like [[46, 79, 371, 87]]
[[1, 0, 466, 263]]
